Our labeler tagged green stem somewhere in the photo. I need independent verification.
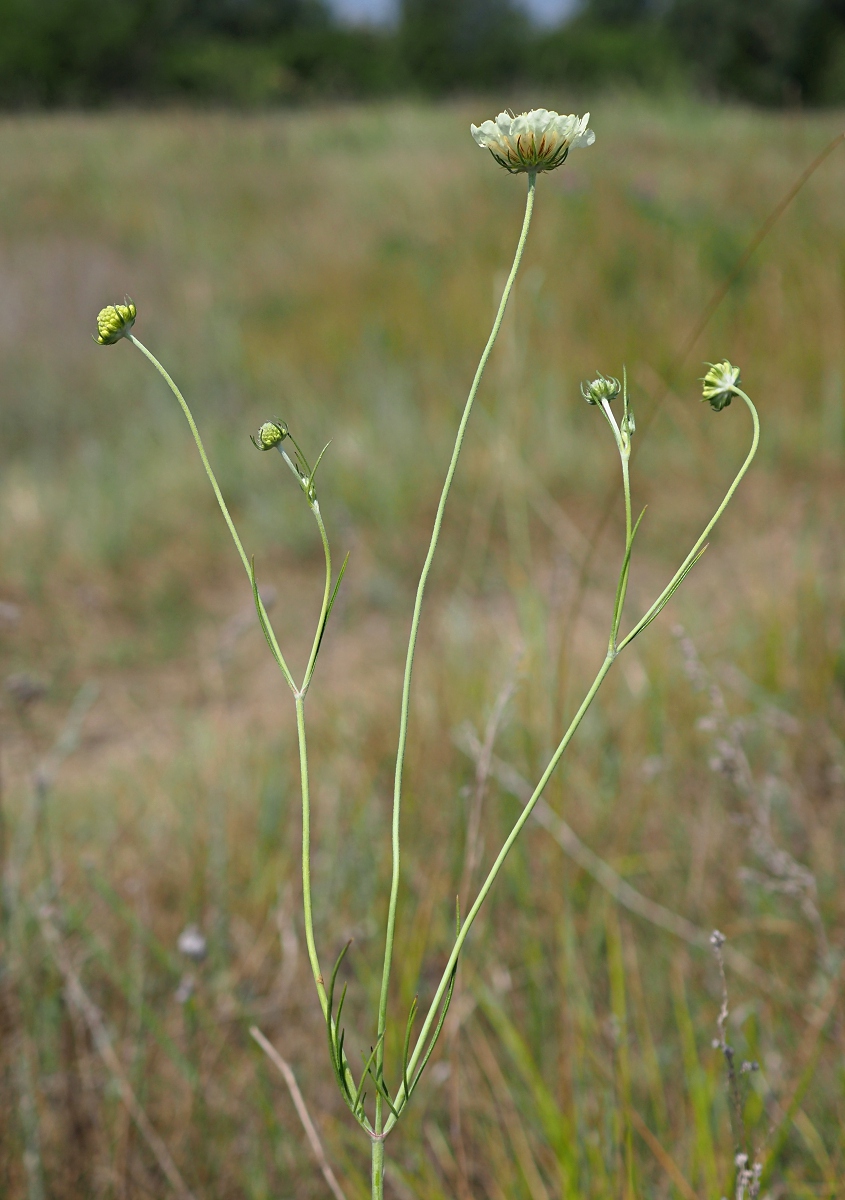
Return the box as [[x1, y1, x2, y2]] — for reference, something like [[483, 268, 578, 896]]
[[386, 650, 615, 1132], [127, 334, 295, 692], [617, 387, 759, 653], [295, 693, 328, 1017], [371, 1139, 384, 1200], [130, 334, 360, 1131], [598, 397, 633, 648], [374, 171, 537, 1133], [301, 502, 333, 693], [610, 446, 633, 647], [387, 384, 761, 1131], [621, 454, 632, 549], [298, 701, 366, 1131]]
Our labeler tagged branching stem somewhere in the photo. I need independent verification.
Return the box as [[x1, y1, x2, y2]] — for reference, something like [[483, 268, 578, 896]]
[[387, 383, 760, 1133], [616, 388, 759, 653]]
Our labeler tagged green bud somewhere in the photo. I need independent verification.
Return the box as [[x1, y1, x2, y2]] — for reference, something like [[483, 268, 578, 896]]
[[94, 299, 136, 345], [701, 361, 740, 412], [251, 419, 289, 450], [581, 373, 621, 406]]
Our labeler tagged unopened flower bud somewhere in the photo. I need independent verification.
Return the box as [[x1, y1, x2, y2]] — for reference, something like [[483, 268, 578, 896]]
[[94, 299, 136, 345], [581, 373, 621, 406], [251, 419, 289, 450], [701, 361, 740, 411]]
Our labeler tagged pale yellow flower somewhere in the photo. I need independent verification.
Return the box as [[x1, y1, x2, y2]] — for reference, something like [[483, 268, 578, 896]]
[[701, 361, 740, 411], [471, 109, 594, 174]]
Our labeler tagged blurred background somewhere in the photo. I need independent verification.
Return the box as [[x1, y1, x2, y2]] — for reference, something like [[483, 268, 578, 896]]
[[1, 0, 845, 106], [1, 2, 844, 1199]]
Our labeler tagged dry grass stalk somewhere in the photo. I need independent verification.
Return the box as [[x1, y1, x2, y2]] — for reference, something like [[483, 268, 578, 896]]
[[250, 1026, 348, 1200]]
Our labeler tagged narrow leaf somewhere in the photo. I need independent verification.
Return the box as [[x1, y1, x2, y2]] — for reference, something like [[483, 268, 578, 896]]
[[368, 1067, 399, 1119], [634, 545, 708, 639], [411, 964, 458, 1097], [311, 551, 351, 671], [249, 557, 287, 676], [326, 942, 352, 1077], [354, 1035, 385, 1117], [401, 996, 419, 1110], [308, 440, 332, 489], [612, 507, 647, 635], [326, 552, 350, 624]]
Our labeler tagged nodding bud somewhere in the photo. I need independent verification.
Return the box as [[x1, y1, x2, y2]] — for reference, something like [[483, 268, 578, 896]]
[[94, 299, 136, 345], [701, 361, 740, 411], [251, 419, 289, 450], [581, 373, 621, 405]]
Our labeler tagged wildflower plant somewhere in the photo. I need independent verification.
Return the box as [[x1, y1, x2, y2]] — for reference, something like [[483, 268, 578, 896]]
[[96, 109, 760, 1198]]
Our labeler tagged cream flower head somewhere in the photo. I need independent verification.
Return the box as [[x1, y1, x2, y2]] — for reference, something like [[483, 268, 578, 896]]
[[701, 361, 741, 411], [471, 109, 595, 174]]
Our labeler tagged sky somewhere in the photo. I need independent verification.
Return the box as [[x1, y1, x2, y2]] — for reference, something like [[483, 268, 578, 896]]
[[326, 0, 578, 26]]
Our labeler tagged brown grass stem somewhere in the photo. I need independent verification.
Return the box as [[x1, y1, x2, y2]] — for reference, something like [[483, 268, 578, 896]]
[[250, 1026, 348, 1200]]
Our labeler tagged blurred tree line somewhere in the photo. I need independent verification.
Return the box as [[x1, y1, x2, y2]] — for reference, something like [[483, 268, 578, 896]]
[[1, 0, 845, 107]]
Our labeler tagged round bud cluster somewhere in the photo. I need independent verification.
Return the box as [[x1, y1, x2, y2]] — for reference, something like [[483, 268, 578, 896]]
[[580, 373, 621, 406], [94, 300, 136, 345], [252, 420, 289, 450]]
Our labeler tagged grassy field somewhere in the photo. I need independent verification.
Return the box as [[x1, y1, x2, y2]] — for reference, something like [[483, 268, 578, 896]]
[[1, 97, 844, 1199]]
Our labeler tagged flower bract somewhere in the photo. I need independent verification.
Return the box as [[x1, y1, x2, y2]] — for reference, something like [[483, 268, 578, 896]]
[[581, 373, 621, 405], [471, 109, 594, 174], [94, 299, 136, 345], [701, 361, 740, 411], [251, 419, 290, 450]]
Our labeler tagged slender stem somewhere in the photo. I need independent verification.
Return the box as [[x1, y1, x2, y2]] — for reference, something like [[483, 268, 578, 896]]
[[128, 337, 361, 1130], [296, 691, 362, 1125], [301, 502, 333, 693], [610, 446, 633, 647], [617, 387, 759, 653], [279, 446, 305, 486], [371, 1139, 384, 1200], [387, 387, 761, 1131], [295, 693, 328, 1017], [127, 334, 295, 692], [273, 440, 334, 691], [621, 455, 632, 548], [598, 398, 633, 647], [373, 171, 538, 1130], [599, 397, 623, 452], [385, 650, 615, 1132]]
